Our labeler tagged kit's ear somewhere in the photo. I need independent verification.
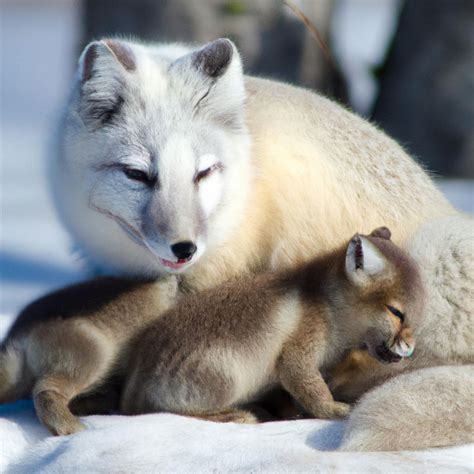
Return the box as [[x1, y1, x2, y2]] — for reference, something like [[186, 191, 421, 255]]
[[370, 226, 392, 240], [79, 39, 136, 82], [345, 235, 389, 287]]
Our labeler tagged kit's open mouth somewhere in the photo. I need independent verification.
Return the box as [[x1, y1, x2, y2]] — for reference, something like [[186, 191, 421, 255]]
[[375, 343, 402, 364]]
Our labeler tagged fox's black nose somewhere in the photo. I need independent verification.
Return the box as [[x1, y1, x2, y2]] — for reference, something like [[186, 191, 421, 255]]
[[171, 241, 197, 260]]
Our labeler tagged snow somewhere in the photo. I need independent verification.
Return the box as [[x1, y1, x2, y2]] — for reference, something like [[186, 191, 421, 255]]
[[1, 406, 473, 474], [1, 2, 473, 473]]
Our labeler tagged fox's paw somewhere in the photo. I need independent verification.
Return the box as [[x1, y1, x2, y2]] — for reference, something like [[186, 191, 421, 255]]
[[194, 409, 259, 424], [54, 419, 87, 436], [35, 390, 87, 436], [331, 401, 351, 419], [312, 401, 351, 420], [43, 416, 87, 437]]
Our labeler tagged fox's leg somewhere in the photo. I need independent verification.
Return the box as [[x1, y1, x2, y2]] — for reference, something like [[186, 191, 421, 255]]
[[277, 343, 350, 419], [28, 324, 116, 436], [34, 375, 88, 436]]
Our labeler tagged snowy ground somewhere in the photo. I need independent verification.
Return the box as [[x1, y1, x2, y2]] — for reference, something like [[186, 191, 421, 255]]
[[1, 2, 474, 473]]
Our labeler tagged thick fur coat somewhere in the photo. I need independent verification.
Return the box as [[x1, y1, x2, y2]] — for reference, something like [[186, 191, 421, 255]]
[[47, 38, 473, 449]]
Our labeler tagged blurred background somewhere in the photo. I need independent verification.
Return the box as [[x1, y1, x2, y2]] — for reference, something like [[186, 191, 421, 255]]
[[0, 0, 473, 322]]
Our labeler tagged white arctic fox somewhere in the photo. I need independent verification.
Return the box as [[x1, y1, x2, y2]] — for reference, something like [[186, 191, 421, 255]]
[[49, 38, 473, 449]]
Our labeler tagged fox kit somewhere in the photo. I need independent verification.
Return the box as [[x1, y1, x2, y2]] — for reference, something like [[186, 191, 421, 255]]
[[0, 277, 177, 435], [121, 228, 420, 421]]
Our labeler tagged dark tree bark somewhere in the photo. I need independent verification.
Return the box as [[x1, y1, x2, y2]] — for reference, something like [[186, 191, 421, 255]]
[[373, 0, 474, 177], [81, 0, 346, 99]]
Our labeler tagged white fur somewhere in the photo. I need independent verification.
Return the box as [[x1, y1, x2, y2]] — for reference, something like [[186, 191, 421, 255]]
[[360, 237, 386, 275], [345, 236, 387, 285], [340, 365, 474, 451], [199, 172, 224, 219], [407, 215, 474, 363], [52, 38, 250, 276], [197, 153, 218, 172], [392, 338, 414, 358]]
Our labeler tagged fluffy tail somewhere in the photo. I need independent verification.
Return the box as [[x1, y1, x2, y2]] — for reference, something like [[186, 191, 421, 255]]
[[0, 342, 28, 404], [339, 365, 474, 451]]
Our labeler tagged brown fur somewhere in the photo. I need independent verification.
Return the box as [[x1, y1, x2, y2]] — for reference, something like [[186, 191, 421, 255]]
[[0, 277, 177, 435], [121, 228, 423, 422]]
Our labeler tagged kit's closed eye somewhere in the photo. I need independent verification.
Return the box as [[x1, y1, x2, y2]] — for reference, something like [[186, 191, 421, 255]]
[[386, 305, 405, 323]]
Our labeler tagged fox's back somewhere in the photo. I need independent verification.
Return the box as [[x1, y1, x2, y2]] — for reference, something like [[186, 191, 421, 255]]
[[241, 77, 454, 264]]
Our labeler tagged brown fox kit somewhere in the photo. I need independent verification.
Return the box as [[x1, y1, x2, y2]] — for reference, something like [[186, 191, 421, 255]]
[[0, 277, 178, 436], [121, 227, 421, 422]]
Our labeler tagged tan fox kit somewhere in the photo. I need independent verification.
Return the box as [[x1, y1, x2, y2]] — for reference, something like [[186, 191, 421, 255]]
[[0, 276, 179, 436], [121, 227, 420, 421]]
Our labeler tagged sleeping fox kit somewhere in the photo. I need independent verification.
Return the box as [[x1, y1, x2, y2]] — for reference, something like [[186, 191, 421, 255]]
[[0, 227, 421, 434], [121, 227, 419, 421]]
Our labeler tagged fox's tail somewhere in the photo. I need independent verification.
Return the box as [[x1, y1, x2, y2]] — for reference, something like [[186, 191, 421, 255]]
[[0, 342, 29, 404], [339, 365, 474, 451]]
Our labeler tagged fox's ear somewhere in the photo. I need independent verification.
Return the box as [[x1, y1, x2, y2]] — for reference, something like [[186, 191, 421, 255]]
[[171, 38, 244, 128], [370, 226, 391, 240], [345, 235, 388, 286], [192, 38, 235, 78], [78, 40, 135, 125], [171, 38, 239, 80], [79, 39, 136, 83]]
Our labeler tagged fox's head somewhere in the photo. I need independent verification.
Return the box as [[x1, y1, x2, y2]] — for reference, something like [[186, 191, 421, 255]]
[[343, 227, 423, 363], [55, 38, 250, 276]]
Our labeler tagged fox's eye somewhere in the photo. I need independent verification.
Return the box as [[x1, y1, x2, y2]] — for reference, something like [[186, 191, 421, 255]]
[[123, 168, 151, 184], [195, 167, 213, 183], [386, 305, 405, 323], [194, 163, 221, 184]]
